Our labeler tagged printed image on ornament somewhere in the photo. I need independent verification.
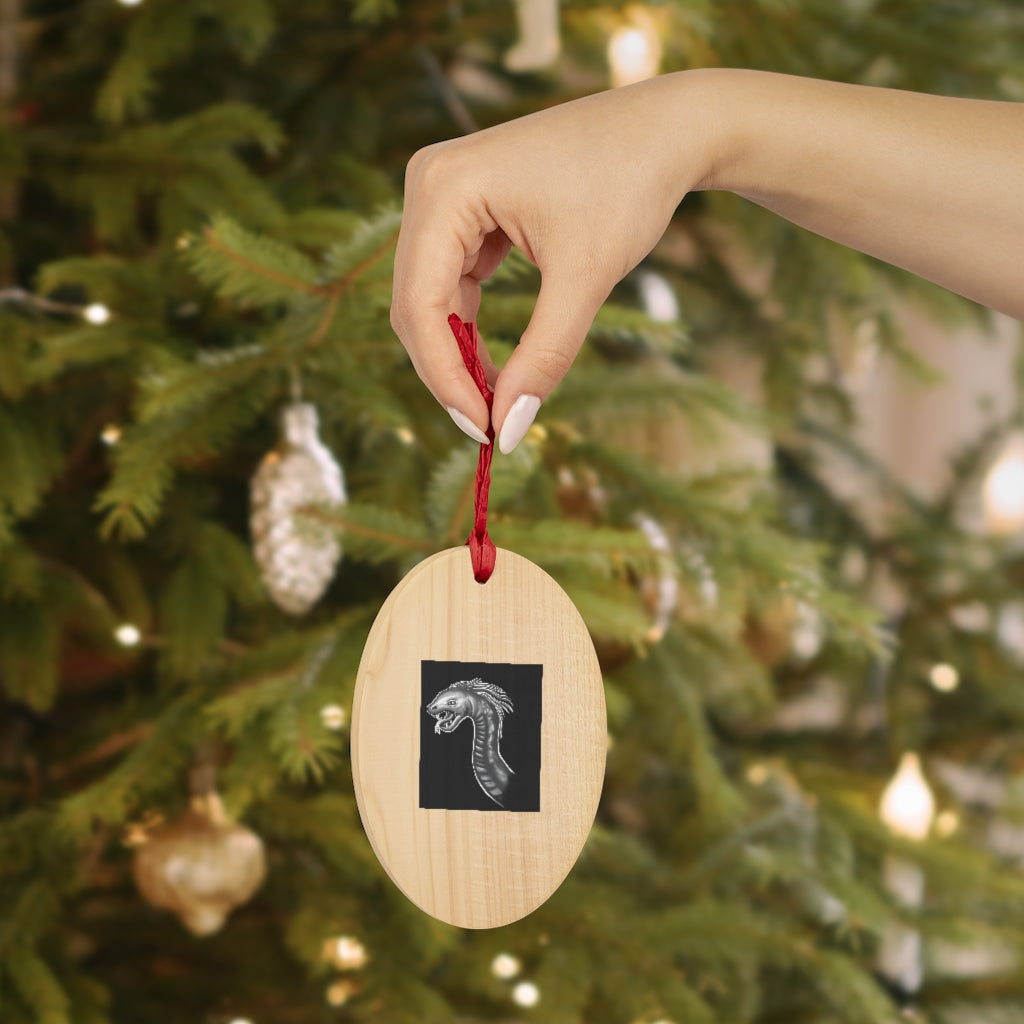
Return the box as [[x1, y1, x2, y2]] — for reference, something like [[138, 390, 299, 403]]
[[420, 660, 541, 813]]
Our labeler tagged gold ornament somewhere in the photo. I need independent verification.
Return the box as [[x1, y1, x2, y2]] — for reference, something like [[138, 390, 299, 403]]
[[250, 401, 346, 615], [132, 793, 266, 936]]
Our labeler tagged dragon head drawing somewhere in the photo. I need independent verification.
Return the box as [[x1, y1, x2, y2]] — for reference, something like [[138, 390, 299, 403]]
[[425, 687, 475, 734], [425, 678, 513, 736]]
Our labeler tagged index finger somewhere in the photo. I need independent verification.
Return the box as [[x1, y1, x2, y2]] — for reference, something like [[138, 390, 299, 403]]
[[390, 156, 494, 441]]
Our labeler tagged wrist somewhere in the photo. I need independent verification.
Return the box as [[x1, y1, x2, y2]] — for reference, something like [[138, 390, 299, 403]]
[[669, 67, 759, 196]]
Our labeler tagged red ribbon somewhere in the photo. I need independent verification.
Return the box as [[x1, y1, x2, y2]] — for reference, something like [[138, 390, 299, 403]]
[[448, 313, 496, 583]]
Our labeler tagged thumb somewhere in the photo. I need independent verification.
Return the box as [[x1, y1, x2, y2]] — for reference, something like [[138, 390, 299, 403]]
[[492, 271, 607, 454]]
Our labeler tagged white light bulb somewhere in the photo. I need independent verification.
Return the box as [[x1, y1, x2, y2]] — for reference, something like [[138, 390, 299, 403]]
[[491, 953, 521, 979], [928, 663, 959, 692], [608, 25, 661, 88], [117, 0, 144, 6], [879, 752, 935, 840], [320, 704, 347, 730], [984, 438, 1024, 535], [83, 302, 111, 324], [329, 935, 368, 970], [114, 623, 141, 647], [512, 981, 540, 1007], [100, 423, 122, 445]]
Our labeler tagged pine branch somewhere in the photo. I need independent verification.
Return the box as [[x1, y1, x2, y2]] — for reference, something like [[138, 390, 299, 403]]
[[186, 214, 320, 306], [321, 205, 401, 286], [302, 502, 434, 561]]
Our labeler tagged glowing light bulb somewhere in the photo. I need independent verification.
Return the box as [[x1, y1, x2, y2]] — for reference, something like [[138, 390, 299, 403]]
[[114, 623, 141, 647], [879, 753, 935, 840], [100, 423, 122, 445], [928, 663, 959, 692], [935, 809, 960, 837], [118, 0, 144, 6], [83, 303, 111, 324], [984, 437, 1024, 535], [325, 981, 350, 1007], [328, 935, 368, 970], [512, 981, 540, 1007], [491, 953, 521, 979], [320, 704, 347, 730], [608, 23, 661, 88]]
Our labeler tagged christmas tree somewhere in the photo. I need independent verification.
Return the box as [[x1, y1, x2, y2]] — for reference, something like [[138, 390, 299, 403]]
[[3, 1, 1024, 1021]]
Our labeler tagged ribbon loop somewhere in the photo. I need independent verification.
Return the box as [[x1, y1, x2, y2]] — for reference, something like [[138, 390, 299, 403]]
[[448, 314, 496, 583]]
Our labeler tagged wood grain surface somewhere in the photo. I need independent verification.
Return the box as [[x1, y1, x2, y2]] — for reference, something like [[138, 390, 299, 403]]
[[352, 546, 606, 929]]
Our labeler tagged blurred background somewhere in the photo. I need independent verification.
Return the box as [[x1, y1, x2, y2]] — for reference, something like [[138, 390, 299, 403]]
[[2, 1, 1024, 1022]]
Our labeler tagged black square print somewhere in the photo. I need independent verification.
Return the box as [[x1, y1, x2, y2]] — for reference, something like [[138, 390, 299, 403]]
[[419, 660, 542, 812]]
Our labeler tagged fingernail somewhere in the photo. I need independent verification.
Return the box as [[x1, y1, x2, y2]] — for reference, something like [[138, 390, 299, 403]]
[[447, 406, 490, 445], [498, 394, 541, 455]]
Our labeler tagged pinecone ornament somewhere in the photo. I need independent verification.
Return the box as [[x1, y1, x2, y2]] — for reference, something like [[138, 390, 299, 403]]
[[132, 794, 266, 936], [250, 401, 346, 615]]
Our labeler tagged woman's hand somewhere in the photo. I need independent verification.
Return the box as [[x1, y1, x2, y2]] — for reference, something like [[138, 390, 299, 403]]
[[390, 73, 720, 452]]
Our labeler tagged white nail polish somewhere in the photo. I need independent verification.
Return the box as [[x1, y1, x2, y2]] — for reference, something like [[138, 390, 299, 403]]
[[447, 407, 490, 445], [498, 394, 541, 455]]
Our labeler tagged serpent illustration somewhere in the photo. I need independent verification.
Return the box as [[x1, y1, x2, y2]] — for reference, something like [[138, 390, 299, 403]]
[[425, 678, 514, 807]]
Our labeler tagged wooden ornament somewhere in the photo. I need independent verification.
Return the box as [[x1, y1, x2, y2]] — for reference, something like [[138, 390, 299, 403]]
[[352, 546, 606, 929]]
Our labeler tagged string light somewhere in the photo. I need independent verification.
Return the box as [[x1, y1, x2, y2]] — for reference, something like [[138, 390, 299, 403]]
[[320, 704, 347, 730], [325, 981, 351, 1007], [100, 423, 122, 445], [608, 13, 661, 88], [83, 302, 111, 324], [114, 623, 142, 647], [935, 810, 960, 837], [512, 981, 540, 1007], [491, 953, 521, 979], [983, 436, 1024, 535], [879, 753, 935, 841], [117, 0, 145, 6], [326, 935, 368, 970], [929, 663, 960, 692]]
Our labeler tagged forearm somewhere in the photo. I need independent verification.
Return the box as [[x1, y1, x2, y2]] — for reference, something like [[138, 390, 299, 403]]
[[688, 69, 1024, 318]]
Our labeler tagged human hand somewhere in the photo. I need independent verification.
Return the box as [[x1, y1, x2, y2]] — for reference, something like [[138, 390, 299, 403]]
[[390, 72, 719, 453]]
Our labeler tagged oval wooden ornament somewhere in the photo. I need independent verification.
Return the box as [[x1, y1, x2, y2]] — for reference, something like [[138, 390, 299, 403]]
[[352, 545, 606, 929]]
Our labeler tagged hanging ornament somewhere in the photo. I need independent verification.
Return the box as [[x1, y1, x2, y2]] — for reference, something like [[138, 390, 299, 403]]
[[351, 317, 606, 929], [250, 400, 347, 615], [504, 0, 560, 72], [132, 791, 266, 936]]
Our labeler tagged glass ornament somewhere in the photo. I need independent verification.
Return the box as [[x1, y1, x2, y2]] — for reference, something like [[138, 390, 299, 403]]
[[132, 793, 266, 936]]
